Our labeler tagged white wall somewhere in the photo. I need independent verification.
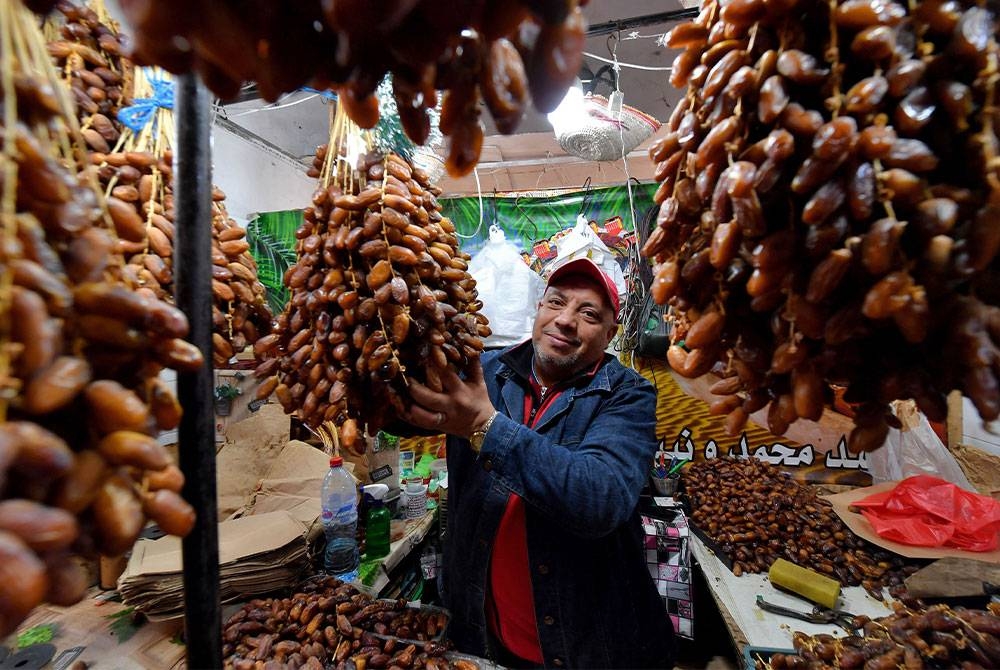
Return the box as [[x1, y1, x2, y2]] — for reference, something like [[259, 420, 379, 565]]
[[210, 123, 315, 222]]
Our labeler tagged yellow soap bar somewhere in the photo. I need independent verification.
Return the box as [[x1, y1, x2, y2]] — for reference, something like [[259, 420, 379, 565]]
[[768, 558, 841, 610]]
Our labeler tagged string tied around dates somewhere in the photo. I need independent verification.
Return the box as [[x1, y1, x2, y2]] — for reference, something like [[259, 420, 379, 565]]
[[117, 73, 174, 133]]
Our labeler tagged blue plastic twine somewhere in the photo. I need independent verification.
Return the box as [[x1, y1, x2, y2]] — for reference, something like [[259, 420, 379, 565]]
[[117, 74, 174, 133]]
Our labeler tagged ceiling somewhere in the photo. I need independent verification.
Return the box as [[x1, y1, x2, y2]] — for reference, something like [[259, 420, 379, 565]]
[[208, 0, 695, 195]]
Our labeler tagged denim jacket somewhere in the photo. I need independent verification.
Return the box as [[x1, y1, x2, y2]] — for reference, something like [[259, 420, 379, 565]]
[[442, 342, 674, 669]]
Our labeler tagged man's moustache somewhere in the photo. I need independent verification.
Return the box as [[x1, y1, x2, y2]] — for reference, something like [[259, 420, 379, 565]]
[[544, 330, 580, 347]]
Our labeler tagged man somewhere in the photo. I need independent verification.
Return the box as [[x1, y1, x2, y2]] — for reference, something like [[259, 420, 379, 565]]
[[403, 258, 674, 669]]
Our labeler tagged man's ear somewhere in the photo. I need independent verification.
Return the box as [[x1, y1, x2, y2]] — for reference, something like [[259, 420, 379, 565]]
[[605, 321, 619, 345]]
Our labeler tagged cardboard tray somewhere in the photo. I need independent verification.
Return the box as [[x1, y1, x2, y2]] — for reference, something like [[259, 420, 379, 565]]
[[823, 482, 1000, 564], [686, 519, 737, 573]]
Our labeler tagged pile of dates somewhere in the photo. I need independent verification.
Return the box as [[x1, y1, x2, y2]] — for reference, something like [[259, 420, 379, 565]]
[[682, 459, 920, 596], [254, 149, 488, 452], [643, 0, 1000, 451], [84, 0, 592, 177], [223, 575, 473, 670], [88, 149, 273, 366], [759, 603, 1000, 669], [46, 0, 131, 154], [0, 0, 196, 638], [47, 1, 272, 365]]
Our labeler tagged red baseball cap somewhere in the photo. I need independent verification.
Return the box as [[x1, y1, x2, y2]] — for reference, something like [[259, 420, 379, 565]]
[[547, 258, 621, 321]]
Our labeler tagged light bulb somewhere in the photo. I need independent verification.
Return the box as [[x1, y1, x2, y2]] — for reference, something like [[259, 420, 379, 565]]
[[546, 78, 586, 133]]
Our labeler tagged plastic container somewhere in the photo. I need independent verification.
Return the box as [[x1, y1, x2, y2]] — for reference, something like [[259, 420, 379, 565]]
[[399, 450, 415, 480], [445, 651, 503, 670], [400, 478, 428, 519], [438, 473, 448, 540], [363, 483, 391, 560], [743, 646, 796, 670], [651, 473, 680, 496], [429, 458, 447, 483], [321, 456, 359, 581]]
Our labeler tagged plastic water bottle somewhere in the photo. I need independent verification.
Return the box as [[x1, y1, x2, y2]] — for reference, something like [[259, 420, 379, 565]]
[[321, 456, 359, 581]]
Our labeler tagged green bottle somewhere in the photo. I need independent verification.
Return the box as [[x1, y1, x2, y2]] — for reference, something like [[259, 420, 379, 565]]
[[363, 484, 391, 560]]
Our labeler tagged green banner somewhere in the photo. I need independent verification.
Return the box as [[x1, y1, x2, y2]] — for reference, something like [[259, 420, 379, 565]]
[[246, 209, 303, 315], [441, 182, 657, 256], [246, 184, 656, 312]]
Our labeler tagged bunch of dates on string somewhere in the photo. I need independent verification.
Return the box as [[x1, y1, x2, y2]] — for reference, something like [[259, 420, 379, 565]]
[[681, 459, 921, 597], [0, 0, 197, 637], [89, 149, 273, 366], [82, 0, 593, 177], [643, 0, 1000, 451], [46, 0, 132, 154], [253, 149, 490, 454], [757, 603, 1000, 669]]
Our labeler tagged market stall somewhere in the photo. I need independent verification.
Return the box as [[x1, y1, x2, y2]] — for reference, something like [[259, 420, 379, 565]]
[[3, 0, 1000, 668]]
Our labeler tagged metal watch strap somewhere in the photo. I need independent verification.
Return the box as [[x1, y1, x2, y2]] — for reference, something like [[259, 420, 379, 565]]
[[477, 410, 499, 437], [471, 410, 499, 451]]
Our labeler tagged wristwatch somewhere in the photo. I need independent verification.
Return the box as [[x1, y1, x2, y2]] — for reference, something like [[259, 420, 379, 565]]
[[469, 410, 499, 453]]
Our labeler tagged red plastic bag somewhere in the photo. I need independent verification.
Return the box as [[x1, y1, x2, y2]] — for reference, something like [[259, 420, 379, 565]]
[[853, 475, 1000, 552]]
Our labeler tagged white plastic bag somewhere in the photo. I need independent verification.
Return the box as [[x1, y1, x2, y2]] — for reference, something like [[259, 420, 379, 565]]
[[867, 400, 976, 490], [545, 215, 627, 303], [468, 226, 545, 348]]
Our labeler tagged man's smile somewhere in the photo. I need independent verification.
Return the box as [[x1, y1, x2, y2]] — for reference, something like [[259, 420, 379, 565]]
[[543, 330, 578, 349]]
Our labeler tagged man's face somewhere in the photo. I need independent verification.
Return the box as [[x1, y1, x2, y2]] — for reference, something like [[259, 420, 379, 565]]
[[531, 275, 618, 383]]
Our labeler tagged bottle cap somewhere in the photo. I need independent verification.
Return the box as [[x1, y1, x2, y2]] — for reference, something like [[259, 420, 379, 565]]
[[330, 456, 344, 467], [405, 479, 427, 494]]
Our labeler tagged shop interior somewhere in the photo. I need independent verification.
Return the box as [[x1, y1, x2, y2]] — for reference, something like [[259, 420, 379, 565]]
[[2, 0, 1000, 668]]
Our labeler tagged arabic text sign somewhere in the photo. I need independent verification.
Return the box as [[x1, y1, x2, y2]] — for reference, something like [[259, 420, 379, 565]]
[[662, 427, 871, 483], [636, 357, 872, 486]]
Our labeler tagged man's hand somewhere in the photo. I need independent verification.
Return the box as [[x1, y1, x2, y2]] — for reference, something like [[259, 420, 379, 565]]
[[400, 361, 496, 439]]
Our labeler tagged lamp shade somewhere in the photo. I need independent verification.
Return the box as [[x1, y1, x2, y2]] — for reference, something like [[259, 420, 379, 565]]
[[549, 91, 661, 162]]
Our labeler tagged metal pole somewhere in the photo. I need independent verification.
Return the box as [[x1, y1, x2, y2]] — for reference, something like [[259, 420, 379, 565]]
[[586, 8, 699, 36], [174, 73, 222, 669]]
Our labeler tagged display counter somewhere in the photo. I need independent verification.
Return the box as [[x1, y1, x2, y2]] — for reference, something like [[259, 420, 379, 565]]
[[359, 512, 437, 596], [689, 533, 896, 653]]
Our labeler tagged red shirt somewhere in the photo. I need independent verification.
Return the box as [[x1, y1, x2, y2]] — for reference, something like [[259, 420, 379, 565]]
[[487, 375, 559, 664], [487, 356, 603, 663]]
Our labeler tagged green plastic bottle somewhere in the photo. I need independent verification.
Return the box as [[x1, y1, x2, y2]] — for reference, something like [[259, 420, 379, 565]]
[[363, 484, 391, 560]]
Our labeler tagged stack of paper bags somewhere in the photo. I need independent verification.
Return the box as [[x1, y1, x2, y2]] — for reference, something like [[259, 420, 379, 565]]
[[232, 440, 340, 532], [118, 510, 310, 619]]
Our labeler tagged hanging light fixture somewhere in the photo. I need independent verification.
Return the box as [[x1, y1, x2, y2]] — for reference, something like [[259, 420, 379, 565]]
[[546, 77, 588, 134], [546, 69, 660, 162]]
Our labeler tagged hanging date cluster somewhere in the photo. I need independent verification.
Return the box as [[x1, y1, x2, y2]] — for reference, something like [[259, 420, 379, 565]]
[[102, 0, 587, 177], [253, 150, 488, 453], [759, 603, 1000, 669], [46, 0, 131, 155], [46, 3, 272, 365], [88, 150, 273, 366], [0, 0, 197, 637], [643, 0, 1000, 450]]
